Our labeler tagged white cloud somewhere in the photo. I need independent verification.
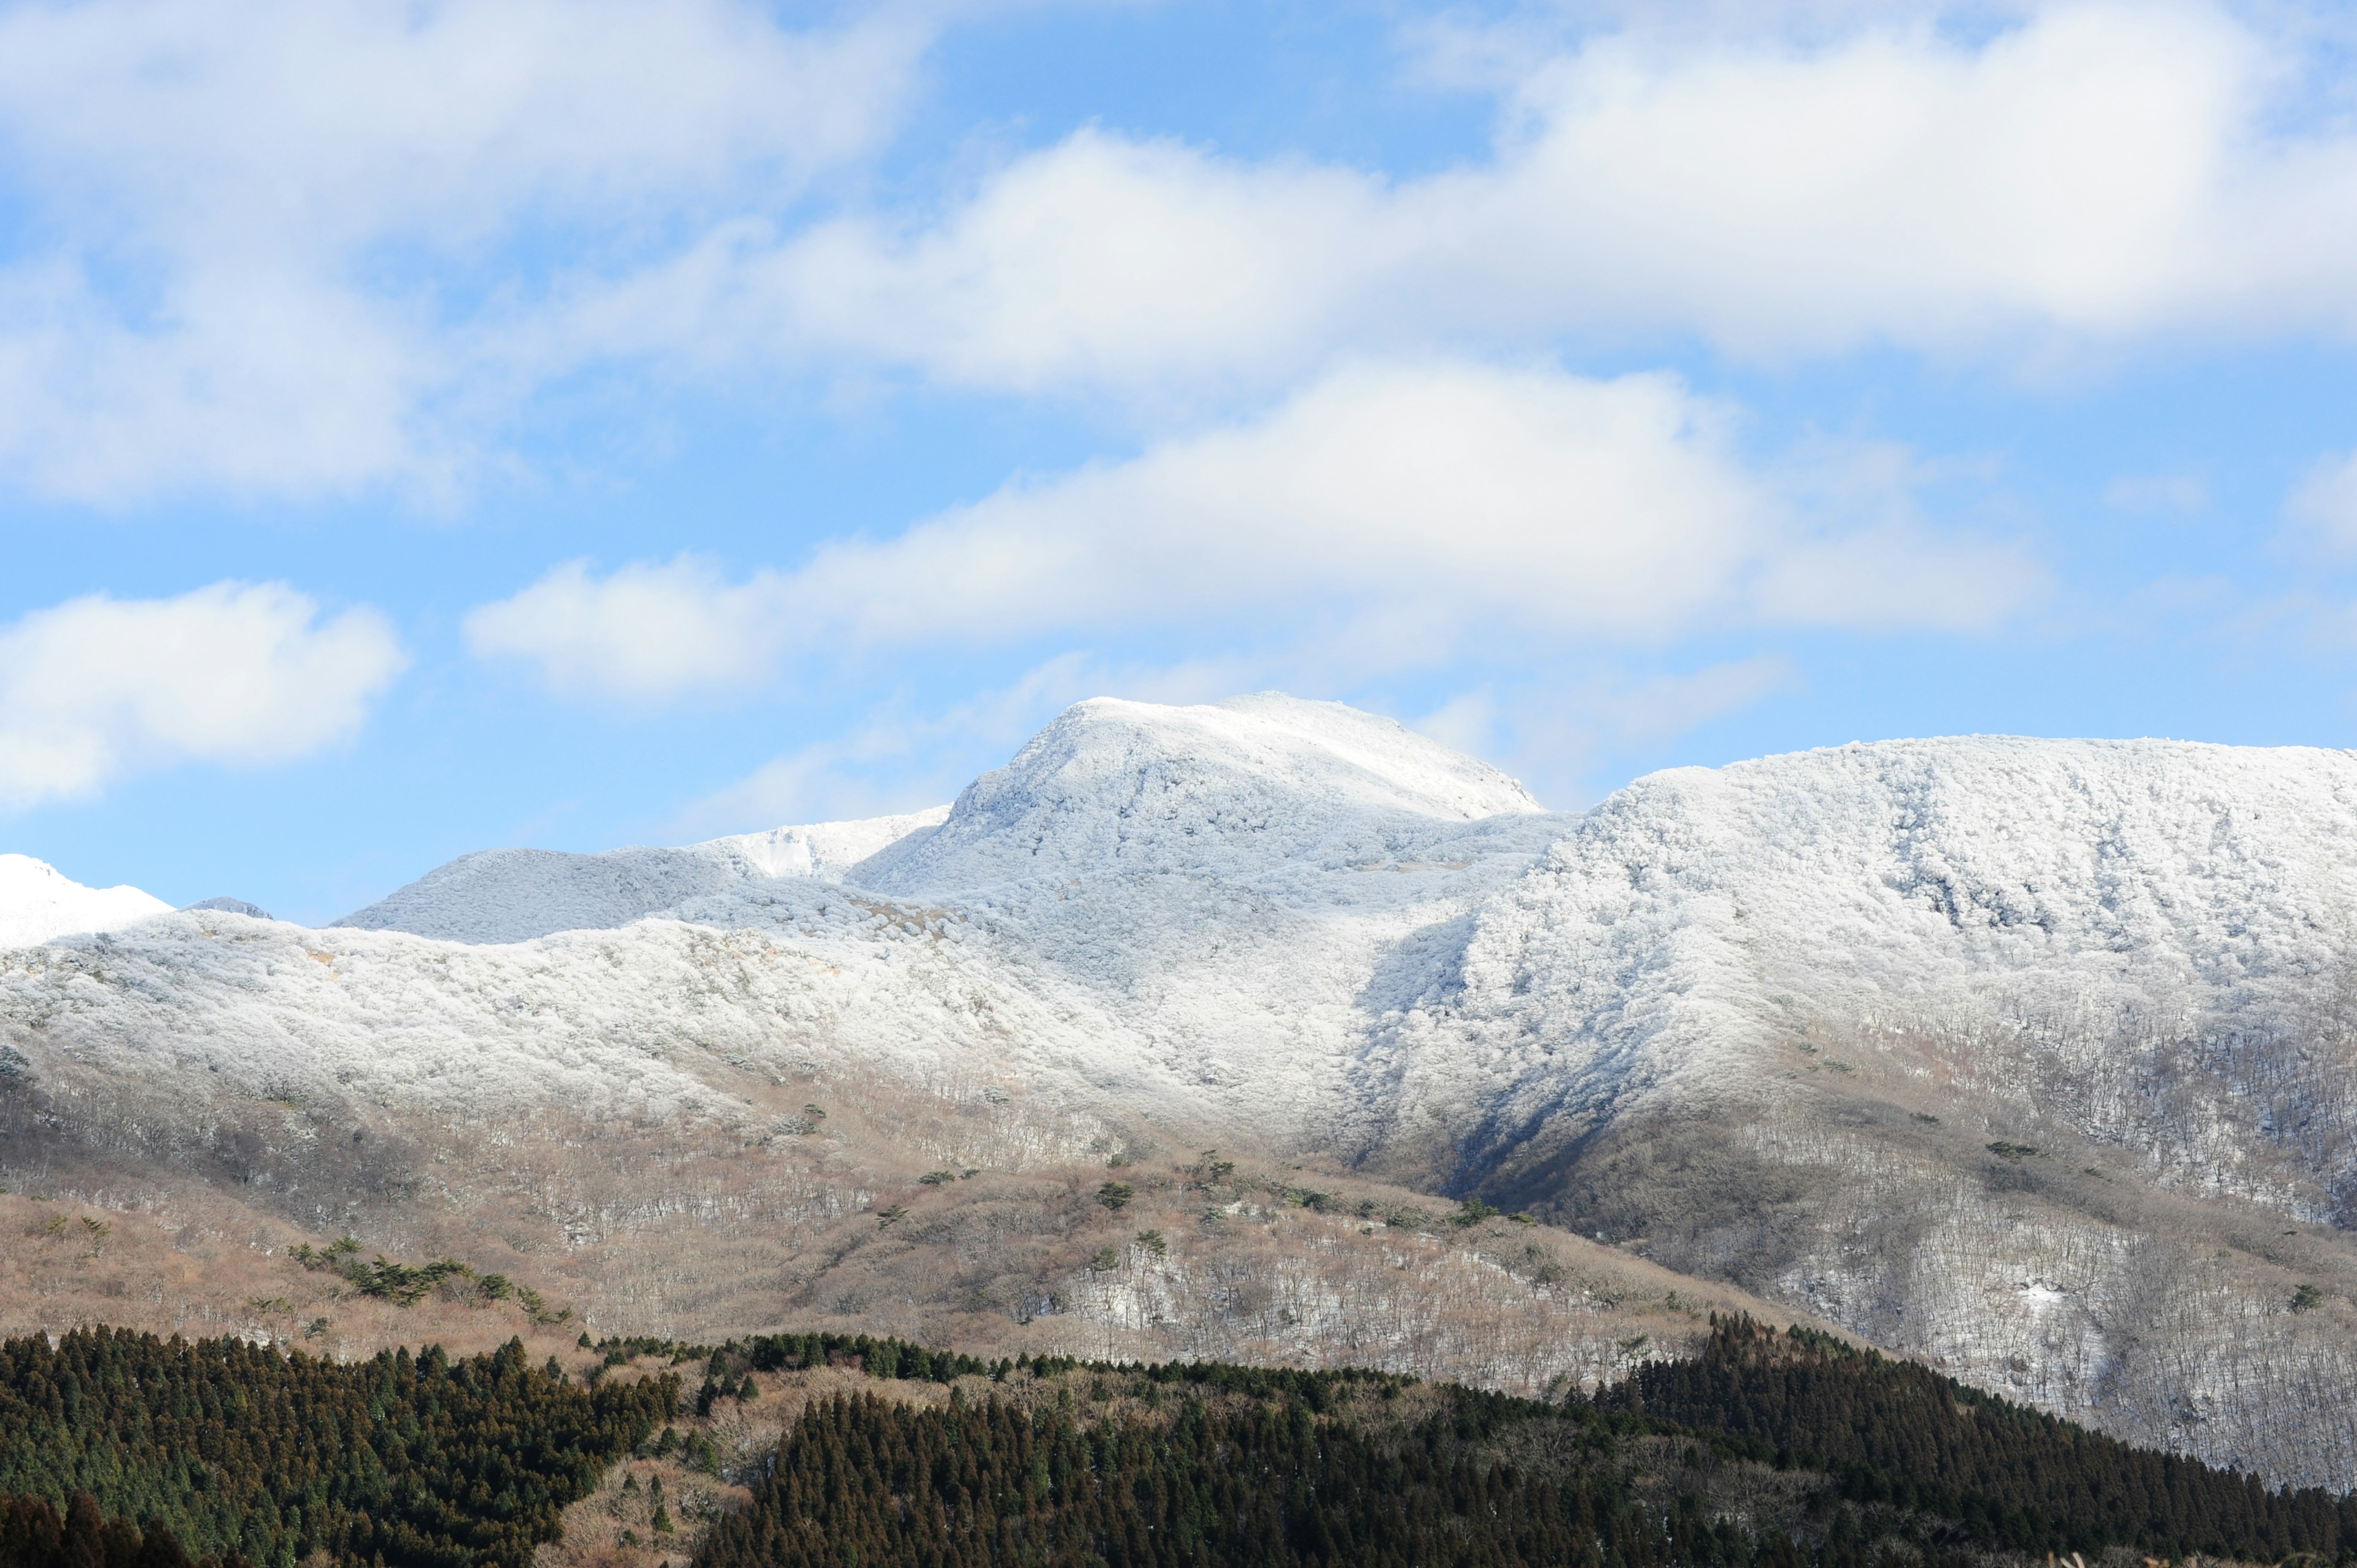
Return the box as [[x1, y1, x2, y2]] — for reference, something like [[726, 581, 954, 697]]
[[627, 1, 2357, 396], [2285, 450, 2357, 560], [669, 654, 1110, 833], [791, 361, 1771, 644], [0, 581, 407, 808], [472, 359, 2038, 700], [784, 360, 2038, 647], [0, 0, 931, 501], [10, 0, 2357, 498], [463, 556, 792, 702], [1414, 689, 1506, 760]]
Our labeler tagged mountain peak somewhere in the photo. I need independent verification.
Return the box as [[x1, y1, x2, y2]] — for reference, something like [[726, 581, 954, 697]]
[[0, 853, 172, 948], [854, 692, 1542, 895]]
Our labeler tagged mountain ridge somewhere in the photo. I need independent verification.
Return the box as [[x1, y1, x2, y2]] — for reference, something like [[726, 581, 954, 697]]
[[4, 698, 2355, 1489]]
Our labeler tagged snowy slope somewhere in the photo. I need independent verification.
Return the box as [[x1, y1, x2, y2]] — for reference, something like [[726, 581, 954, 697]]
[[56, 714, 2357, 1162], [1342, 735, 2357, 1487], [704, 806, 948, 879], [834, 694, 1562, 1130], [2, 890, 1174, 1127], [336, 806, 950, 944], [0, 855, 171, 948], [1372, 736, 2357, 1188], [6, 695, 1563, 1140], [859, 693, 1541, 895], [19, 720, 2357, 1157]]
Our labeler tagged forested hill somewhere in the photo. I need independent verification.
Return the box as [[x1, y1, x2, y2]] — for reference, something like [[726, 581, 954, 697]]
[[693, 1320, 2357, 1568], [0, 1329, 671, 1568], [1608, 1318, 2357, 1559], [4, 1319, 2354, 1568]]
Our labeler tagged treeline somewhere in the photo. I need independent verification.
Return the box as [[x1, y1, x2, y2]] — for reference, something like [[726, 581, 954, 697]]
[[0, 1329, 671, 1568], [1609, 1317, 2357, 1561], [696, 1387, 1768, 1568], [693, 1318, 2357, 1568], [10, 1317, 2357, 1568], [595, 1329, 1406, 1420]]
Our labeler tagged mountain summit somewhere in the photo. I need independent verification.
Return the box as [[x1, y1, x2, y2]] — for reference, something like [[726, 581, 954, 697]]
[[0, 854, 170, 948], [859, 694, 1542, 897]]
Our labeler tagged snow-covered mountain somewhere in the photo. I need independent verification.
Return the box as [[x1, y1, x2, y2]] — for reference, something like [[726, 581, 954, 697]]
[[0, 854, 171, 948], [335, 806, 949, 944], [859, 694, 1542, 895], [4, 697, 2356, 1486], [1377, 736, 2357, 1187]]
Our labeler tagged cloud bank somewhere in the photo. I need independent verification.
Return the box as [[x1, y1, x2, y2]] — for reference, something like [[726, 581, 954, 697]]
[[4, 2, 2357, 496], [469, 360, 2040, 701], [627, 2, 2357, 395]]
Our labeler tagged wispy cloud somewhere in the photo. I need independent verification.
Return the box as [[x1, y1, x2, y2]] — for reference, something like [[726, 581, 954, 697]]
[[2285, 450, 2357, 561], [2105, 473, 2210, 516], [1416, 656, 1802, 806]]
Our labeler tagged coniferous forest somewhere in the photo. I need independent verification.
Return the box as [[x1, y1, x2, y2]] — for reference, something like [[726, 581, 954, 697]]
[[4, 1318, 2354, 1568], [0, 1329, 671, 1568]]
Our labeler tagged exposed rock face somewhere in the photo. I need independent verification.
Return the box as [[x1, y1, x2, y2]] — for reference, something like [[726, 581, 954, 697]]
[[4, 705, 2356, 1487]]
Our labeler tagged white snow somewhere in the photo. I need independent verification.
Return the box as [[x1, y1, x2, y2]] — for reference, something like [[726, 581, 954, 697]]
[[0, 854, 171, 948], [1, 695, 1563, 1136], [858, 693, 1542, 896], [25, 706, 2357, 1162], [701, 806, 950, 880], [14, 712, 2357, 1171], [1374, 736, 2357, 1172], [335, 806, 951, 944]]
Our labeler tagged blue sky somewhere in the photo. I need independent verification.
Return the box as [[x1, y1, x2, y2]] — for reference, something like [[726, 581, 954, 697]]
[[6, 0, 2357, 923]]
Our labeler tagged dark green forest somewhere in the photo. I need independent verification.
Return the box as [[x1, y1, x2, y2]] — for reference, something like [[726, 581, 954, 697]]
[[697, 1380, 1758, 1568], [1607, 1318, 2357, 1560], [693, 1319, 2357, 1568], [0, 1329, 671, 1568], [5, 1318, 2354, 1568]]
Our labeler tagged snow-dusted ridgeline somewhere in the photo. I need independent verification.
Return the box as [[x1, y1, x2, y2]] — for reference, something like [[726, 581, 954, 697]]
[[1376, 736, 2357, 1184], [331, 806, 951, 945]]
